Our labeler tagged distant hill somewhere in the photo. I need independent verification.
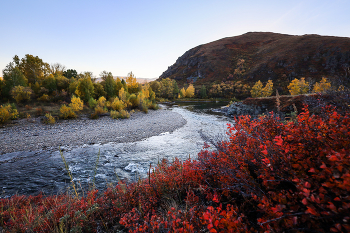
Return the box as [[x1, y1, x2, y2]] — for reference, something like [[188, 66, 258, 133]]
[[159, 32, 350, 94]]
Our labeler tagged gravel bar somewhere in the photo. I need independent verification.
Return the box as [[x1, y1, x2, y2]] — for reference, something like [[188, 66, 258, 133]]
[[0, 108, 187, 154]]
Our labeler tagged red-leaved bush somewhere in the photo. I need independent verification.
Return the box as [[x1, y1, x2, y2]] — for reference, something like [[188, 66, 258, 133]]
[[1, 105, 349, 232]]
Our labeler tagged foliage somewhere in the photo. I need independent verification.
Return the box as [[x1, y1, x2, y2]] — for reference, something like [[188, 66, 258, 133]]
[[63, 69, 78, 79], [2, 65, 28, 98], [0, 104, 18, 124], [288, 77, 309, 95], [261, 80, 274, 97], [126, 72, 140, 94], [209, 80, 251, 99], [13, 54, 50, 84], [251, 80, 273, 97], [251, 80, 263, 97], [42, 74, 57, 94], [110, 109, 130, 119], [313, 77, 332, 93], [179, 87, 186, 98], [43, 113, 56, 124], [69, 96, 83, 112], [75, 74, 94, 102], [200, 85, 207, 98], [10, 86, 33, 104], [111, 97, 126, 111], [101, 71, 117, 98], [1, 106, 350, 232], [59, 104, 76, 119], [118, 87, 127, 102], [88, 97, 97, 109], [93, 82, 107, 99], [185, 84, 195, 98], [37, 94, 50, 102]]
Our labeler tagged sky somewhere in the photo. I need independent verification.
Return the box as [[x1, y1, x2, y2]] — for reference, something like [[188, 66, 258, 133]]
[[0, 0, 349, 79]]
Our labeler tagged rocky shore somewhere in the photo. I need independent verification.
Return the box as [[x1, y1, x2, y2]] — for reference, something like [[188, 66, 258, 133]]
[[0, 108, 187, 155]]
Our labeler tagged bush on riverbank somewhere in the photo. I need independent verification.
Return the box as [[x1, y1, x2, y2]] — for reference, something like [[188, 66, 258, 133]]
[[1, 106, 349, 232]]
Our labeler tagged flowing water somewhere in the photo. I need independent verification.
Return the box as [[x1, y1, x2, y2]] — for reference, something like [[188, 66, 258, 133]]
[[0, 102, 233, 198]]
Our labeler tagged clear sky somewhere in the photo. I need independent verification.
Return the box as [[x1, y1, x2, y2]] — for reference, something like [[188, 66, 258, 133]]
[[1, 0, 349, 79]]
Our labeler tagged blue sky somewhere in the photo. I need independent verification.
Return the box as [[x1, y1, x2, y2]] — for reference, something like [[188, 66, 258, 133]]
[[1, 0, 349, 79]]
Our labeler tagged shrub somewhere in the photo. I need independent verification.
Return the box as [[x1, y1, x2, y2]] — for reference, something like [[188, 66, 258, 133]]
[[10, 86, 33, 104], [88, 97, 97, 109], [59, 104, 76, 119], [0, 104, 18, 124], [35, 107, 43, 116], [1, 106, 349, 233], [288, 78, 309, 95], [37, 94, 50, 102], [313, 77, 332, 93], [97, 96, 106, 107], [69, 95, 83, 112], [110, 109, 130, 119], [94, 106, 107, 115], [111, 97, 126, 111], [43, 113, 55, 124]]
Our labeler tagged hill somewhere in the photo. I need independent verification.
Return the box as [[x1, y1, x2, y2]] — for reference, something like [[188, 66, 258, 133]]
[[159, 32, 350, 95]]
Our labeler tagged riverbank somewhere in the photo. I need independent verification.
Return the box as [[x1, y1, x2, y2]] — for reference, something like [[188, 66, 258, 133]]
[[0, 107, 187, 155]]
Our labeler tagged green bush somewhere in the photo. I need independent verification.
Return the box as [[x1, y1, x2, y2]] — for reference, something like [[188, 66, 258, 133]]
[[88, 97, 97, 109]]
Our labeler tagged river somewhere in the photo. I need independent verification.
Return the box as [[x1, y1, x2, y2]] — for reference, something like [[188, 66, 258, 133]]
[[0, 102, 233, 198]]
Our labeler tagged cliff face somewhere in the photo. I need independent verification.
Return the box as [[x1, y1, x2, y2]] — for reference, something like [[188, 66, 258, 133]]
[[159, 32, 350, 93]]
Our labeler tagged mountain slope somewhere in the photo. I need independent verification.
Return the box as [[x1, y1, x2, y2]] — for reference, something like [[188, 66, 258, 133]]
[[159, 32, 350, 94]]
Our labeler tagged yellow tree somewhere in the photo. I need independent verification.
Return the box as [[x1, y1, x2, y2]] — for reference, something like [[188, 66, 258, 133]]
[[69, 96, 83, 112], [250, 80, 263, 97], [288, 78, 309, 95], [125, 72, 139, 93], [118, 87, 127, 102], [299, 78, 309, 94], [179, 87, 186, 98], [261, 80, 274, 97], [185, 84, 195, 98], [313, 77, 331, 93]]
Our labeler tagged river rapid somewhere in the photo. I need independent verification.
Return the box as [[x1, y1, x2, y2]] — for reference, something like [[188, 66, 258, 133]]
[[0, 102, 233, 198]]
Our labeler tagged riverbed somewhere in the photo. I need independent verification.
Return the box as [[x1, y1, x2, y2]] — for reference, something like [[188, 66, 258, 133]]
[[0, 102, 233, 198]]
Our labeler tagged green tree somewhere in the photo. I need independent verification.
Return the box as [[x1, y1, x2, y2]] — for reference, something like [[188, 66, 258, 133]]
[[55, 74, 69, 91], [2, 64, 28, 98], [200, 85, 207, 98], [42, 74, 57, 94], [75, 73, 94, 102], [100, 71, 116, 98], [93, 82, 107, 99], [173, 80, 179, 98], [161, 78, 174, 99], [250, 80, 263, 97], [16, 54, 50, 84], [63, 69, 78, 79]]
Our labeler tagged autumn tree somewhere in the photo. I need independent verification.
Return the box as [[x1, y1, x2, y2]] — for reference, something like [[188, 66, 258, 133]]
[[287, 78, 309, 95], [69, 96, 84, 112], [185, 84, 195, 98], [126, 72, 140, 94], [313, 77, 332, 93], [250, 80, 263, 97], [50, 63, 66, 76], [179, 87, 186, 98], [10, 86, 33, 104], [261, 80, 273, 97]]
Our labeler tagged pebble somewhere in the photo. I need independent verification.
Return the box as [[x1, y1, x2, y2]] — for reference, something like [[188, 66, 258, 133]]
[[0, 109, 187, 155]]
